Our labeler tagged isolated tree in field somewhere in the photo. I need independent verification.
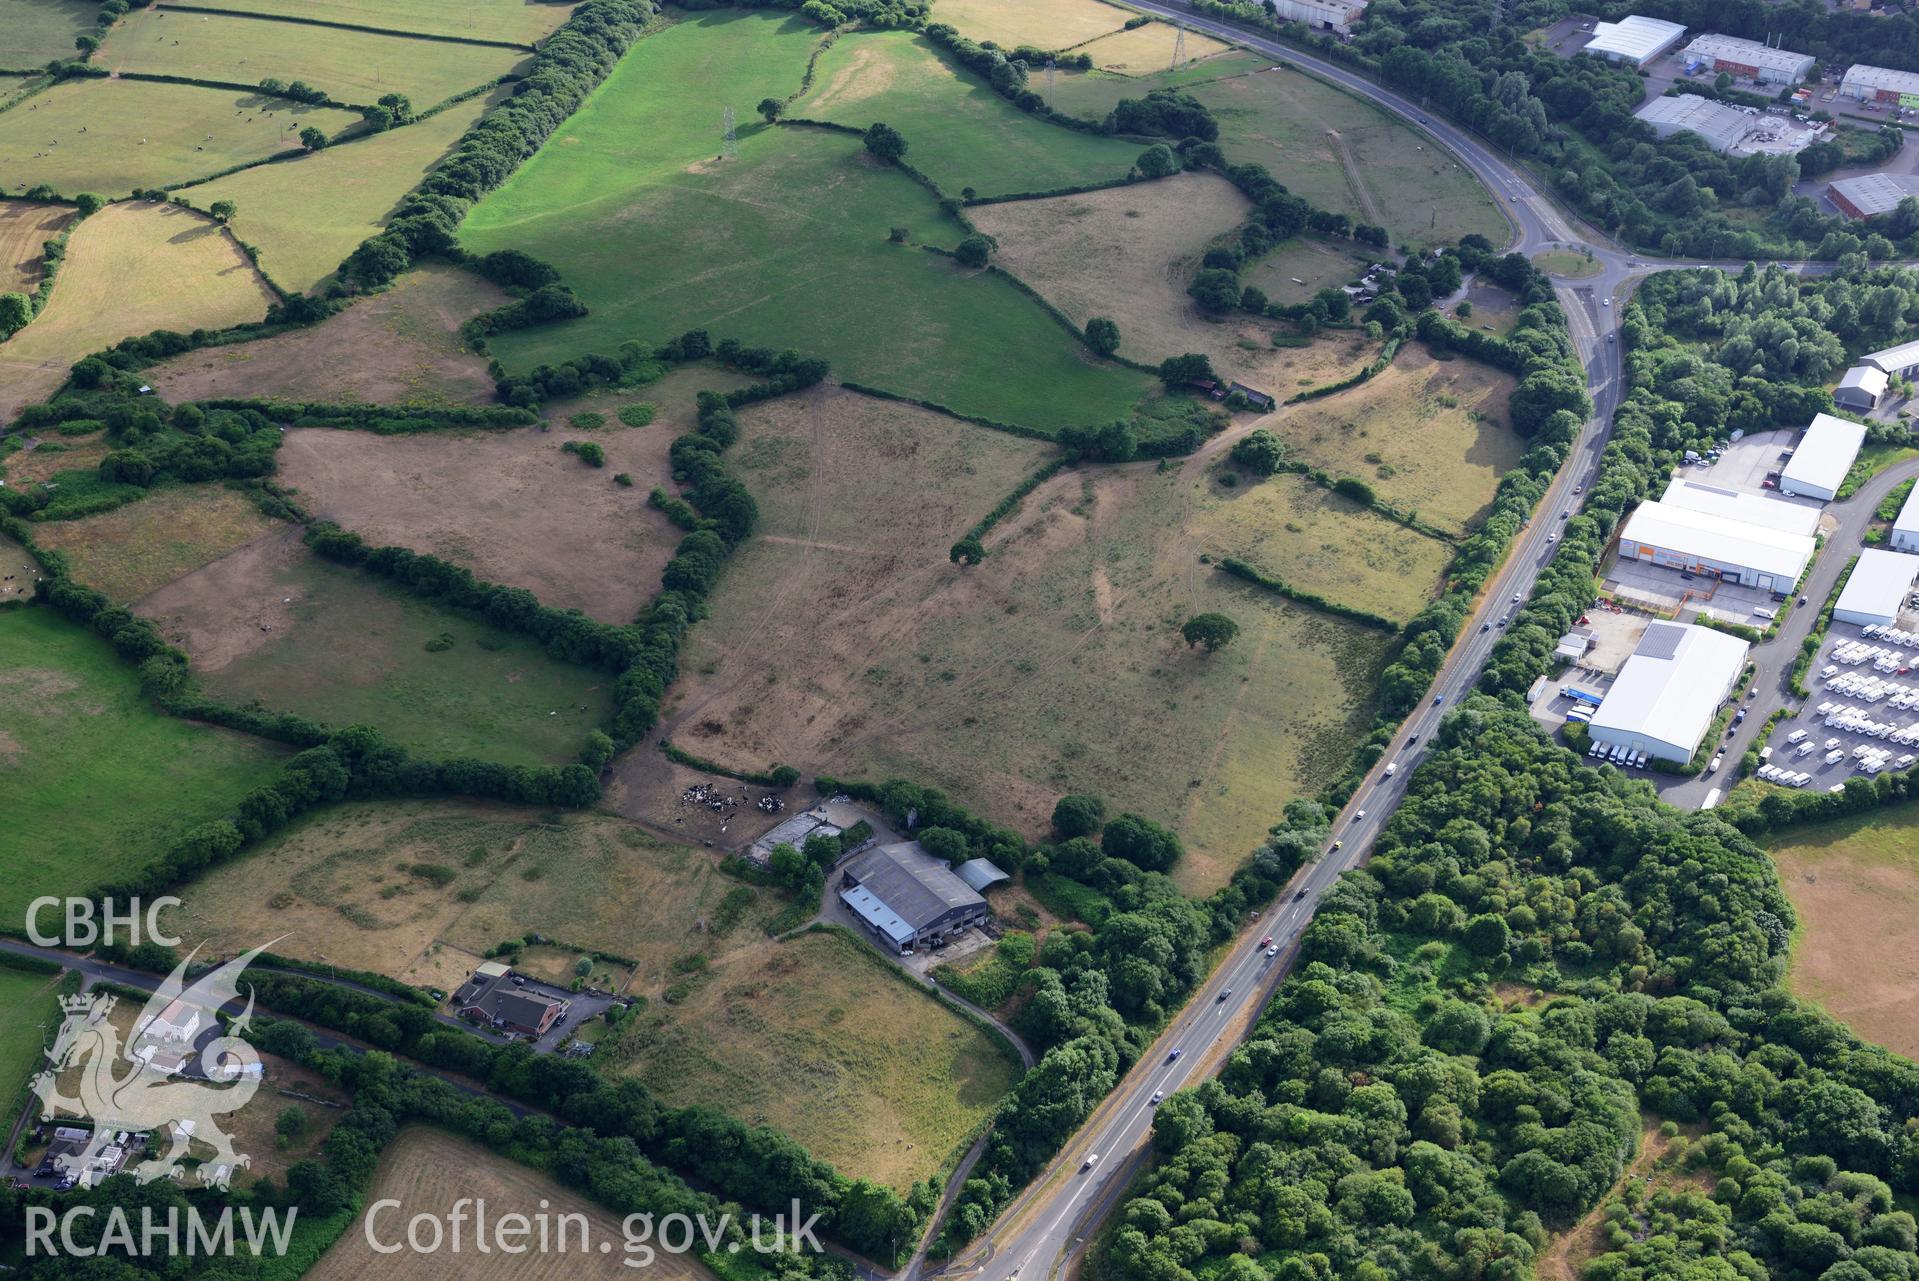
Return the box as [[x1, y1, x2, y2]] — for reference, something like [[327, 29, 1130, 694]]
[[950, 535, 985, 565], [956, 235, 992, 268], [208, 200, 236, 224], [1230, 429, 1284, 476], [1051, 794, 1105, 839], [1085, 317, 1120, 357], [1135, 143, 1177, 180], [299, 126, 328, 152], [275, 1106, 307, 1142], [0, 292, 31, 340], [757, 97, 783, 123], [864, 121, 908, 165], [1181, 612, 1239, 652], [563, 440, 606, 468], [579, 730, 615, 772], [1188, 268, 1241, 314], [377, 92, 412, 124]]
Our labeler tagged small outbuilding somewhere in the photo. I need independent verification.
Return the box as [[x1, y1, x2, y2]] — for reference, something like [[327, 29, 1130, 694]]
[[1833, 548, 1919, 627], [1892, 483, 1919, 553], [1834, 363, 1890, 411], [954, 858, 1011, 893], [1779, 412, 1867, 502]]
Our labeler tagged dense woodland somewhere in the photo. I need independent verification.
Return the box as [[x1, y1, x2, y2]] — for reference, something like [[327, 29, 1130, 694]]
[[1113, 701, 1919, 1281]]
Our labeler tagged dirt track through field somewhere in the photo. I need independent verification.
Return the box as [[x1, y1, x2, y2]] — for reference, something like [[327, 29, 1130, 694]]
[[1326, 128, 1383, 226]]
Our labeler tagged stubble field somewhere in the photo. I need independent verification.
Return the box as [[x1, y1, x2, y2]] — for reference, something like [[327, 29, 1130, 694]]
[[31, 482, 281, 603], [0, 199, 69, 293]]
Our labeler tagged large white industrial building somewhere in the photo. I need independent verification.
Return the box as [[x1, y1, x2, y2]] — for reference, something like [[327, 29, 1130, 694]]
[[1841, 64, 1919, 106], [1585, 15, 1687, 67], [1588, 622, 1750, 765], [1660, 478, 1820, 536], [1834, 548, 1919, 627], [1681, 34, 1813, 85], [1616, 493, 1817, 595], [1779, 413, 1867, 502]]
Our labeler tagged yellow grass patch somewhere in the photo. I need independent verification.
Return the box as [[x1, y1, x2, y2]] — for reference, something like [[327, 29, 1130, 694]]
[[32, 484, 280, 603], [184, 89, 503, 292], [307, 1128, 719, 1281], [1075, 21, 1231, 73], [607, 930, 1018, 1192], [930, 0, 1131, 47], [186, 0, 580, 45], [0, 203, 275, 422], [0, 199, 70, 294]]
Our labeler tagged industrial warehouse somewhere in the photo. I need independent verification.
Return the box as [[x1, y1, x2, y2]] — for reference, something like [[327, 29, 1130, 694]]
[[1615, 490, 1816, 595], [1895, 484, 1919, 553], [1834, 549, 1919, 628], [1679, 34, 1813, 86], [1632, 95, 1825, 157], [1780, 413, 1867, 501], [1586, 622, 1750, 766], [1583, 15, 1686, 67], [837, 842, 993, 954], [1841, 63, 1919, 106], [1828, 173, 1919, 223]]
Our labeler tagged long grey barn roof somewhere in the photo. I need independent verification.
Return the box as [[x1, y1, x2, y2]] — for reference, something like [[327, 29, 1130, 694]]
[[844, 842, 984, 930]]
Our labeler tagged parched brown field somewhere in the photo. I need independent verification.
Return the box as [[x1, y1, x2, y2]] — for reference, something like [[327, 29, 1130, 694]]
[[607, 930, 1018, 1192], [144, 264, 504, 406], [1767, 808, 1919, 1061], [34, 484, 279, 603], [1, 432, 109, 485], [668, 394, 1392, 894], [275, 367, 750, 623], [970, 173, 1377, 392], [1281, 345, 1523, 534], [0, 203, 274, 424], [0, 199, 70, 294], [1074, 22, 1230, 73], [308, 1127, 718, 1281], [1188, 470, 1453, 623], [167, 800, 781, 998], [1243, 236, 1367, 307], [930, 0, 1129, 48]]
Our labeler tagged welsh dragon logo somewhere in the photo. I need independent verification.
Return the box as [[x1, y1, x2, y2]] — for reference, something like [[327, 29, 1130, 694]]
[[31, 944, 278, 1188]]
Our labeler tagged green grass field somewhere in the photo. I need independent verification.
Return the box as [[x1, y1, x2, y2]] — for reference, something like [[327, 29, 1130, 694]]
[[0, 965, 59, 1108], [607, 929, 1019, 1191], [1190, 471, 1453, 623], [168, 550, 614, 767], [0, 606, 287, 925], [0, 0, 93, 69], [464, 10, 1148, 431], [0, 77, 357, 198], [1243, 237, 1368, 306], [180, 0, 581, 45], [184, 89, 502, 291], [1045, 55, 1508, 246], [100, 9, 525, 109], [794, 31, 1141, 198], [31, 482, 280, 603]]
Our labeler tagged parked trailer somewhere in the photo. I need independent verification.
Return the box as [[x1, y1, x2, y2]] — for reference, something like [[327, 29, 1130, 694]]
[[1561, 686, 1605, 706], [1702, 788, 1722, 809]]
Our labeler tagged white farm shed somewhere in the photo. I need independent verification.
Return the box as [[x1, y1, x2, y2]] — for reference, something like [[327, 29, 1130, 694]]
[[1834, 363, 1890, 411], [1589, 622, 1749, 765], [1779, 413, 1867, 502], [1834, 549, 1919, 627]]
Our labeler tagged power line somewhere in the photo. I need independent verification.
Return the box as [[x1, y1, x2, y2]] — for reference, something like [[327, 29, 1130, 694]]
[[721, 105, 738, 161]]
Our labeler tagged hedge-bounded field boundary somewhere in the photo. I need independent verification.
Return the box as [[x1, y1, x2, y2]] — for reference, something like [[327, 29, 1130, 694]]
[[149, 3, 540, 52]]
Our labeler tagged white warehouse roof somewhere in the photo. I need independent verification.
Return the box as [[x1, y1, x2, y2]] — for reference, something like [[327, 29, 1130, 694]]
[[1844, 64, 1919, 98], [1587, 15, 1687, 65], [1634, 95, 1754, 152], [1619, 500, 1817, 584], [1660, 478, 1820, 537], [1837, 363, 1891, 400], [1780, 413, 1867, 499], [1590, 623, 1750, 761], [1681, 35, 1813, 79], [1865, 339, 1919, 375], [1834, 549, 1919, 626], [1896, 483, 1919, 545]]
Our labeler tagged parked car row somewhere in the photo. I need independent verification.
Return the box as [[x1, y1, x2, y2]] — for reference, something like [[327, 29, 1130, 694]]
[[1587, 740, 1648, 768]]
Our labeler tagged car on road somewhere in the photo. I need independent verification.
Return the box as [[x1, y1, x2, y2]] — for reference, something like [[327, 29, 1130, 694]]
[[1261, 936, 1273, 948], [1218, 988, 1233, 1002], [1574, 485, 1583, 493], [1512, 593, 1522, 603], [1355, 809, 1367, 820], [1265, 945, 1279, 958], [1799, 596, 1808, 607], [1151, 1090, 1164, 1106], [1548, 534, 1557, 543], [1603, 297, 1611, 306], [1481, 621, 1490, 632], [1082, 1155, 1100, 1171], [1167, 1048, 1183, 1062], [1408, 734, 1418, 745], [1295, 888, 1308, 900], [1384, 762, 1398, 776], [1560, 511, 1569, 520], [1708, 754, 1723, 774], [1433, 693, 1445, 706]]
